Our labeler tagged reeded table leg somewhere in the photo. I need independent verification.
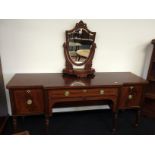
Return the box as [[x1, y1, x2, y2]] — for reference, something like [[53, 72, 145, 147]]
[[13, 116, 17, 132], [45, 115, 50, 134], [112, 112, 118, 133], [135, 109, 141, 127]]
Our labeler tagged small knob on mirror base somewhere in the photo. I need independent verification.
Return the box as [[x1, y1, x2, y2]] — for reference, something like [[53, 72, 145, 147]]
[[27, 99, 32, 105]]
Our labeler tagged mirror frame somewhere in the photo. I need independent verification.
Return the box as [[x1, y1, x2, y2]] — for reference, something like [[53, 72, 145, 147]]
[[63, 20, 96, 78]]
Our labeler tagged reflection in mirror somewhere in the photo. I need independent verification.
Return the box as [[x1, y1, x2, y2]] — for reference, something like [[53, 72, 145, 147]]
[[70, 80, 86, 86], [68, 28, 94, 64]]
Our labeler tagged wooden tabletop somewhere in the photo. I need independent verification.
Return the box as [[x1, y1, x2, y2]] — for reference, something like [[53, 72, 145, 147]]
[[6, 72, 148, 89]]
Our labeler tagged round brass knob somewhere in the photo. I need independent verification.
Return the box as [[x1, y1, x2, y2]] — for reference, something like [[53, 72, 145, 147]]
[[27, 99, 32, 105], [100, 89, 104, 95], [128, 95, 133, 100], [64, 91, 70, 97]]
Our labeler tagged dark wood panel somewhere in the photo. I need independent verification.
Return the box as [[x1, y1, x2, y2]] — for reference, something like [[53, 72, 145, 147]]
[[142, 99, 155, 118], [143, 39, 155, 117]]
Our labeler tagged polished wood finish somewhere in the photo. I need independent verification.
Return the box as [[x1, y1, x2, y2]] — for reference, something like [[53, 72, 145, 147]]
[[63, 20, 96, 77], [143, 39, 155, 118], [7, 72, 147, 132]]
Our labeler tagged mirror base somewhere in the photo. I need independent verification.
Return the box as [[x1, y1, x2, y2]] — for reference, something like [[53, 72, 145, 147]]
[[63, 68, 95, 78]]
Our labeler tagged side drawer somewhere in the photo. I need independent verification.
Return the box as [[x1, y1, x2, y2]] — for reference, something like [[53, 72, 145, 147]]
[[119, 85, 143, 109], [12, 89, 44, 115]]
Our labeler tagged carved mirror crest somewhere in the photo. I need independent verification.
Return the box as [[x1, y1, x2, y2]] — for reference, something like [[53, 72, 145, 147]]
[[63, 20, 96, 77]]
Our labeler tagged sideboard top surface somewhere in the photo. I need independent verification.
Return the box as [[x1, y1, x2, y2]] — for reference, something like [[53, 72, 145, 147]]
[[6, 72, 148, 89]]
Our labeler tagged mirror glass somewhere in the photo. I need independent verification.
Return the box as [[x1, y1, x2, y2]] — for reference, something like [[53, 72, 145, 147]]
[[68, 28, 94, 65]]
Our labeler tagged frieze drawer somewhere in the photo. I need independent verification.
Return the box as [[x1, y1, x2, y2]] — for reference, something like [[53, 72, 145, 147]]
[[48, 88, 118, 98]]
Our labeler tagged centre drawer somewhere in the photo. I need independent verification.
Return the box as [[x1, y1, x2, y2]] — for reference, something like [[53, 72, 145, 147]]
[[49, 88, 118, 98]]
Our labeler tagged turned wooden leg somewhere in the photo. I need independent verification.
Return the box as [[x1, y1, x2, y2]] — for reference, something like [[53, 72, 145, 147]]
[[45, 116, 49, 127], [135, 109, 141, 127], [13, 116, 17, 132], [45, 115, 50, 134], [112, 112, 118, 133]]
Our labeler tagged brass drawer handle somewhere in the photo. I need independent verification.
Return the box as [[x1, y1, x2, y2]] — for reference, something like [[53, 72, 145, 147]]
[[64, 91, 70, 97], [100, 89, 104, 95], [26, 99, 32, 105], [128, 95, 133, 100], [83, 89, 87, 93], [26, 90, 31, 93]]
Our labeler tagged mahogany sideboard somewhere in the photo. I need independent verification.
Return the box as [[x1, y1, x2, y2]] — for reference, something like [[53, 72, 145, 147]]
[[6, 72, 148, 132]]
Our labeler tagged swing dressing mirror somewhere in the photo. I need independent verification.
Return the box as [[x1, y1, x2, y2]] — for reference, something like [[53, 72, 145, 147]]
[[63, 20, 96, 77]]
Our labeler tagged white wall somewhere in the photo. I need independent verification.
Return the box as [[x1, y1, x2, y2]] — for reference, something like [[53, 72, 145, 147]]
[[0, 19, 155, 114]]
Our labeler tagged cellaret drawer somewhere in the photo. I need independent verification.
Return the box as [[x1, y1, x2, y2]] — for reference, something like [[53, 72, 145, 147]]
[[12, 89, 44, 115], [119, 85, 143, 109]]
